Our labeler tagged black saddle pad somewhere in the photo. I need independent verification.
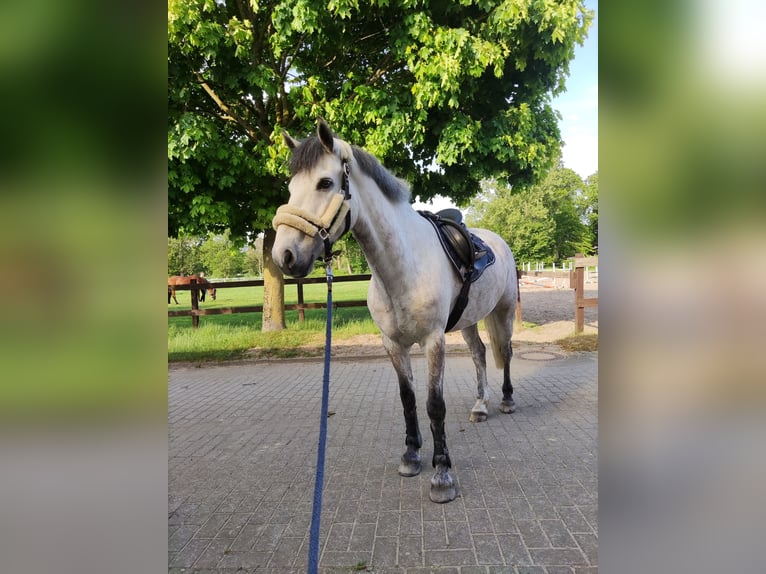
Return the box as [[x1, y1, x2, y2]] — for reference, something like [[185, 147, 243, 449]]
[[419, 211, 496, 282]]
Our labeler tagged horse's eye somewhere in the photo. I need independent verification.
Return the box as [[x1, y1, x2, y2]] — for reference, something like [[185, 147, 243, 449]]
[[317, 178, 334, 191]]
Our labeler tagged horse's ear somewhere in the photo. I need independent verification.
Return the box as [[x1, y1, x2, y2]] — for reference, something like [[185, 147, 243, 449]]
[[317, 118, 335, 153], [283, 130, 300, 151]]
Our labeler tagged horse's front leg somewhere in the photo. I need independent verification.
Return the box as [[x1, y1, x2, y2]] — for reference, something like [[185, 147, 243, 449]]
[[382, 335, 422, 477], [424, 332, 457, 503], [461, 324, 489, 422]]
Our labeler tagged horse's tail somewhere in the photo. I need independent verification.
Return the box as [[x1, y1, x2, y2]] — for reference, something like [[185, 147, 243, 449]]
[[483, 315, 506, 369], [483, 267, 520, 370]]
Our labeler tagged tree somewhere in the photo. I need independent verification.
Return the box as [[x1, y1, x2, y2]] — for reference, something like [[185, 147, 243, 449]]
[[198, 229, 247, 277], [333, 236, 369, 275], [580, 171, 598, 249], [167, 234, 204, 276], [168, 232, 249, 277], [468, 179, 556, 262], [541, 166, 592, 260], [168, 0, 592, 329], [244, 235, 264, 277], [468, 165, 593, 262]]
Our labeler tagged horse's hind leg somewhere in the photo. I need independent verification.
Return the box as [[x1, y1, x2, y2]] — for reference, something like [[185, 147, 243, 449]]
[[486, 310, 516, 414], [382, 335, 422, 478], [424, 331, 457, 503], [499, 347, 515, 413], [461, 324, 489, 423]]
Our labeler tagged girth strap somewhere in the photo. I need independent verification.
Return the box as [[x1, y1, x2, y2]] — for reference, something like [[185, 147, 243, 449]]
[[445, 270, 473, 332]]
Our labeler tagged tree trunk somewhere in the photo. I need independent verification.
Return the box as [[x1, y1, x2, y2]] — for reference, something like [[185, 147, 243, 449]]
[[344, 253, 352, 275], [261, 228, 286, 331]]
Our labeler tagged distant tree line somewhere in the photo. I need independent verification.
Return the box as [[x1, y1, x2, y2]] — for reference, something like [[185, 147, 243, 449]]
[[168, 232, 369, 278], [168, 230, 254, 278], [169, 164, 597, 278], [467, 166, 598, 263]]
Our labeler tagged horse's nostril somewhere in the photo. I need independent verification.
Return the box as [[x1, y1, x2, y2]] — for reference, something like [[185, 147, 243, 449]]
[[283, 249, 294, 268]]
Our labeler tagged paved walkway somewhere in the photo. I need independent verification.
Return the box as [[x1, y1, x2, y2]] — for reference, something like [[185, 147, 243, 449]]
[[169, 348, 597, 573]]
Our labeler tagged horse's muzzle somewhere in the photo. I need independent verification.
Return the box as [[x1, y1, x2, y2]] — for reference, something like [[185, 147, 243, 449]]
[[272, 229, 320, 278], [276, 247, 297, 275], [274, 247, 313, 277]]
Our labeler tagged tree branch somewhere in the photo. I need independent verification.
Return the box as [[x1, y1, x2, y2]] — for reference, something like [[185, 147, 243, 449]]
[[240, 95, 271, 139], [368, 53, 395, 85], [195, 71, 259, 142], [235, 0, 270, 135]]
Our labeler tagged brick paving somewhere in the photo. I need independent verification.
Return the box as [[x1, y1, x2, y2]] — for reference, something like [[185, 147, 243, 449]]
[[169, 348, 597, 573]]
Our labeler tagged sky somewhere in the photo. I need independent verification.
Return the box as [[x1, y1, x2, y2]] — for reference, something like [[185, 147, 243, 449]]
[[551, 0, 598, 180], [414, 0, 598, 212]]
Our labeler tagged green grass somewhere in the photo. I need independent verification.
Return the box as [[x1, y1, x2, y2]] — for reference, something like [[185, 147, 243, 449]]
[[170, 279, 370, 309], [168, 278, 379, 362]]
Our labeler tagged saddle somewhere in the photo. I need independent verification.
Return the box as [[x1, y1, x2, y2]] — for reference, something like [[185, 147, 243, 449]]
[[418, 209, 496, 331]]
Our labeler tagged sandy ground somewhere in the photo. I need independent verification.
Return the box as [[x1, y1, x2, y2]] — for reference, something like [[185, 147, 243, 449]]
[[513, 277, 599, 341], [316, 276, 598, 359]]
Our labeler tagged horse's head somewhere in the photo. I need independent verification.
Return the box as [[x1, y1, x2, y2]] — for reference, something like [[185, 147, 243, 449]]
[[272, 119, 356, 277], [198, 276, 216, 300]]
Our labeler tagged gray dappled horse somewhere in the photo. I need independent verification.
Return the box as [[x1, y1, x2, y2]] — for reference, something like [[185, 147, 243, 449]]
[[272, 120, 518, 503]]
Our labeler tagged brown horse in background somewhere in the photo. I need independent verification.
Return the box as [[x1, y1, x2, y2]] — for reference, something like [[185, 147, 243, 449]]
[[168, 275, 216, 304]]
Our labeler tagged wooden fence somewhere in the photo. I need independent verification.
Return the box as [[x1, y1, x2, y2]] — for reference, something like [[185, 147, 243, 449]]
[[169, 260, 597, 333], [569, 255, 599, 334], [167, 274, 370, 328]]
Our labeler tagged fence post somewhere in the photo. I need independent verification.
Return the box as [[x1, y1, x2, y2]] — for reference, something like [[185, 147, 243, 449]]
[[572, 254, 599, 334], [297, 279, 305, 322], [190, 278, 199, 329], [515, 268, 523, 327], [573, 266, 585, 333]]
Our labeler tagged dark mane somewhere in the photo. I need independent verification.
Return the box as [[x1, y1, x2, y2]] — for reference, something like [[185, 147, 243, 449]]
[[352, 146, 411, 204], [287, 137, 327, 175], [288, 136, 410, 204]]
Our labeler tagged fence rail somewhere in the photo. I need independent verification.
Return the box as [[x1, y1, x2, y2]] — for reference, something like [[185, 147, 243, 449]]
[[168, 274, 371, 328], [169, 261, 598, 334], [570, 256, 599, 333]]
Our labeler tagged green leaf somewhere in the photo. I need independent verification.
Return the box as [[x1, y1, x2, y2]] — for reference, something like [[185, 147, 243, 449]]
[[168, 0, 591, 238]]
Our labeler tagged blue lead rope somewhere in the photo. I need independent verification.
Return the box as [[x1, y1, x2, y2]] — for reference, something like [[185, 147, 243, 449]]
[[307, 262, 333, 574]]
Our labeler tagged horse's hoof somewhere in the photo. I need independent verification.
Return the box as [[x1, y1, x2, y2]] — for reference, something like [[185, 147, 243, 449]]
[[499, 399, 516, 414], [470, 399, 488, 423], [430, 469, 457, 503], [398, 452, 421, 477], [399, 460, 422, 477], [469, 411, 488, 423]]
